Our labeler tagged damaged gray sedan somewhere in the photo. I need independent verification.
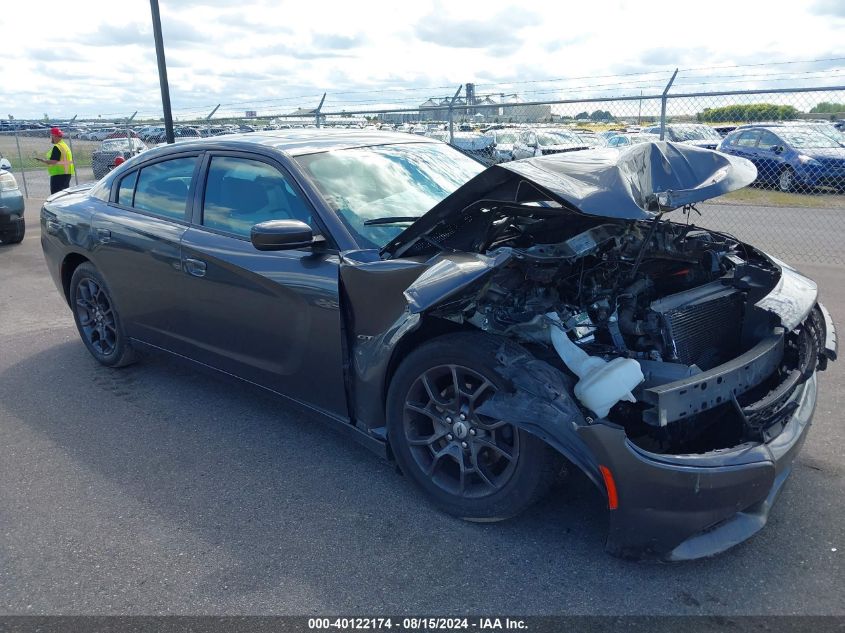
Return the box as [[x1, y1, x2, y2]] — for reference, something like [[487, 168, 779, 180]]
[[40, 130, 836, 560]]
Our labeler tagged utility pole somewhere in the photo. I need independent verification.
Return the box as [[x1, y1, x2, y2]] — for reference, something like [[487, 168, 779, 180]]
[[150, 0, 175, 144]]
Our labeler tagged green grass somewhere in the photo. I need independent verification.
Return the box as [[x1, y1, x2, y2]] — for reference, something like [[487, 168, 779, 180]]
[[4, 153, 93, 172], [712, 186, 845, 209]]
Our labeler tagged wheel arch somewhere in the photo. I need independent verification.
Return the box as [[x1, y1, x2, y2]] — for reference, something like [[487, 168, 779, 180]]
[[382, 316, 469, 407], [61, 252, 91, 305], [381, 328, 606, 497]]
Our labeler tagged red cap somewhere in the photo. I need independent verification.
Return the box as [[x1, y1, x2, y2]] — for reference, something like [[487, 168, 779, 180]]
[[50, 127, 63, 138], [113, 156, 125, 166]]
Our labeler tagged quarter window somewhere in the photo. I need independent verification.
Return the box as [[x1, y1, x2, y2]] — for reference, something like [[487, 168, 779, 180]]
[[133, 157, 198, 220], [201, 156, 312, 237], [117, 171, 137, 206]]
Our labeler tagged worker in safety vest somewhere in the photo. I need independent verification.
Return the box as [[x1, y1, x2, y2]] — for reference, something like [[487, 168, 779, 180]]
[[36, 127, 75, 194]]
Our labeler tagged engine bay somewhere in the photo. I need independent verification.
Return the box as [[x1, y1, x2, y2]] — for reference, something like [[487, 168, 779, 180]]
[[426, 209, 802, 454]]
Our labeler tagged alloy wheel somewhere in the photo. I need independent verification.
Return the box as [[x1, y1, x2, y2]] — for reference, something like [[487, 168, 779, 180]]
[[74, 277, 118, 356], [779, 168, 794, 192], [402, 364, 519, 499]]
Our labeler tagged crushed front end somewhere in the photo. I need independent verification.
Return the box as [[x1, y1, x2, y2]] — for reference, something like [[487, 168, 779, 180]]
[[374, 143, 837, 559]]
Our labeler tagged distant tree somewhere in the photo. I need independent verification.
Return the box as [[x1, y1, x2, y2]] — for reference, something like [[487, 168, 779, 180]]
[[697, 103, 800, 123], [809, 102, 845, 114], [590, 109, 614, 122], [575, 111, 590, 120]]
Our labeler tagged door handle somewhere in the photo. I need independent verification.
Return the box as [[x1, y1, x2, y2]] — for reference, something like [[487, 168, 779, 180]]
[[184, 258, 207, 278], [96, 228, 111, 243]]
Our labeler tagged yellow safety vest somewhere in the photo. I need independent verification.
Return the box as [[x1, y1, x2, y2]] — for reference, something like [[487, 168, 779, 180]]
[[46, 140, 75, 177]]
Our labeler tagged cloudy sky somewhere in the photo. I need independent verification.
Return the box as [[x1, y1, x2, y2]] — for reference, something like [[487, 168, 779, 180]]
[[3, 0, 844, 120]]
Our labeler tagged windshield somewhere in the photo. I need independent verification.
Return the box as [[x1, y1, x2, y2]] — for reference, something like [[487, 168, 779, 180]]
[[493, 132, 518, 144], [669, 125, 722, 141], [296, 142, 485, 249], [809, 125, 845, 145], [780, 129, 842, 149], [548, 130, 582, 144], [537, 131, 573, 146], [623, 134, 659, 145]]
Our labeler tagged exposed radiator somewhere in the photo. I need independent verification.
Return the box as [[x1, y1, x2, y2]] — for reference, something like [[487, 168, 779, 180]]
[[650, 282, 744, 370]]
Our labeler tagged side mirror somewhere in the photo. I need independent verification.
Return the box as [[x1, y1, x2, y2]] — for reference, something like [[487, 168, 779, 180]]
[[251, 219, 316, 251], [0, 158, 11, 171], [772, 145, 784, 154]]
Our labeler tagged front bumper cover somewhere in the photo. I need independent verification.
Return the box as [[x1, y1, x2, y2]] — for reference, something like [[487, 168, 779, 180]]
[[579, 372, 816, 560], [0, 188, 25, 219], [575, 303, 835, 560]]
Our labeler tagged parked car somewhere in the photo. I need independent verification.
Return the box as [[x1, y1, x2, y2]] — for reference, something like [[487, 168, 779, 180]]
[[645, 124, 723, 149], [486, 128, 521, 163], [572, 130, 608, 149], [39, 131, 835, 560], [0, 153, 25, 244], [104, 129, 140, 140], [718, 125, 845, 192], [92, 137, 148, 180], [139, 126, 166, 142], [87, 128, 119, 142], [427, 131, 497, 165], [598, 129, 626, 141], [605, 133, 660, 147], [144, 126, 202, 144], [511, 129, 589, 159]]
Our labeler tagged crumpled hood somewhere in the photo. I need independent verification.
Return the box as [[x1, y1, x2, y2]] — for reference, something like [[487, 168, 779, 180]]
[[382, 141, 756, 258]]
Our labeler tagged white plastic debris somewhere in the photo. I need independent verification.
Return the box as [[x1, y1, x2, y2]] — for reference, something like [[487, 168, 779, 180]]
[[547, 312, 645, 418]]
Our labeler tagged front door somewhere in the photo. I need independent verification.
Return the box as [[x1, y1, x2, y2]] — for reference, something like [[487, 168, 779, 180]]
[[176, 153, 348, 418]]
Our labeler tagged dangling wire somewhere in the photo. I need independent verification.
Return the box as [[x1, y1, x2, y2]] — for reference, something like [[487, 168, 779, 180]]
[[680, 203, 701, 242]]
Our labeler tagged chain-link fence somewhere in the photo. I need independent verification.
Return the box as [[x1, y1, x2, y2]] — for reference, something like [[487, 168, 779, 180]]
[[3, 82, 843, 264]]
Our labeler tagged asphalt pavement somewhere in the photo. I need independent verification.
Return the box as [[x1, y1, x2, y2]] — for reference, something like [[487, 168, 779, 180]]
[[0, 199, 842, 615]]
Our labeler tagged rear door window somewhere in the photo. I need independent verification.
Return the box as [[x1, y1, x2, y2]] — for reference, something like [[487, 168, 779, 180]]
[[735, 131, 761, 147], [133, 157, 198, 220]]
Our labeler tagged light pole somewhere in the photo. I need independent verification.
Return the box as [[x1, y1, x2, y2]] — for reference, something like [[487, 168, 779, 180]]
[[150, 0, 175, 144]]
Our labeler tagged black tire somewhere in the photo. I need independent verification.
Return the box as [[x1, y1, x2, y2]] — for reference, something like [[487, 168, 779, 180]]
[[69, 262, 136, 367], [778, 167, 796, 193], [0, 218, 24, 244], [386, 332, 561, 521]]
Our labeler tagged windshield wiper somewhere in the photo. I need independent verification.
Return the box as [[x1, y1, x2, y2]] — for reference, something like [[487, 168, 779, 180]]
[[363, 216, 423, 226]]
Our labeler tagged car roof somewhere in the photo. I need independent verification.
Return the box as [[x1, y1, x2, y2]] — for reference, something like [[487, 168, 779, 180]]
[[136, 128, 436, 159]]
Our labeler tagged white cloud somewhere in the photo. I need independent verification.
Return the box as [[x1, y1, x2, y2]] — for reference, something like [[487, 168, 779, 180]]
[[1, 0, 843, 119]]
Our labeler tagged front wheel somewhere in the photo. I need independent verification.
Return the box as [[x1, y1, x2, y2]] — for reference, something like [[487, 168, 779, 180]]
[[386, 333, 561, 521], [69, 262, 136, 367], [778, 167, 796, 193]]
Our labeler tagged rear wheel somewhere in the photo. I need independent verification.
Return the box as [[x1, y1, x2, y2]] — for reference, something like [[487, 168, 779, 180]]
[[0, 218, 24, 244], [387, 333, 561, 521], [69, 263, 136, 367]]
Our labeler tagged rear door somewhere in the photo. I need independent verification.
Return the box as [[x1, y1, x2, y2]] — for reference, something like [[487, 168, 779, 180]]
[[176, 151, 348, 417], [91, 152, 201, 352]]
